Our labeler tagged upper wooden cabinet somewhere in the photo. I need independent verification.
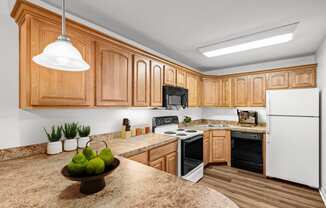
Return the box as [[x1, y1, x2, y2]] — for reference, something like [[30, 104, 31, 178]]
[[266, 71, 289, 89], [96, 40, 132, 106], [289, 66, 316, 88], [151, 60, 164, 107], [187, 73, 200, 107], [248, 74, 266, 107], [133, 54, 150, 106], [232, 76, 249, 107], [20, 17, 95, 108], [202, 79, 217, 106], [176, 69, 187, 88], [164, 65, 176, 86], [220, 78, 232, 107]]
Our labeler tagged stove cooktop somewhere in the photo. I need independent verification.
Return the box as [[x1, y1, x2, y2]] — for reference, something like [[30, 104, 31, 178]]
[[160, 128, 202, 140]]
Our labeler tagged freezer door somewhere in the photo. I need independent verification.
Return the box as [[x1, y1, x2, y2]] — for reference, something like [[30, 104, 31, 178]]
[[266, 88, 319, 117], [266, 116, 319, 188]]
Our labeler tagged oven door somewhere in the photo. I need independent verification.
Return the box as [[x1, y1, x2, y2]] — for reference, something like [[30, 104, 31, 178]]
[[181, 135, 203, 176]]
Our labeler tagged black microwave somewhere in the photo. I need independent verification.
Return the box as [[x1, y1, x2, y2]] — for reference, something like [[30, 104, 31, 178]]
[[163, 86, 188, 109]]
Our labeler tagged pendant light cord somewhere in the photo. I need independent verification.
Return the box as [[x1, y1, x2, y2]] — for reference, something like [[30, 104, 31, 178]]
[[61, 0, 66, 36]]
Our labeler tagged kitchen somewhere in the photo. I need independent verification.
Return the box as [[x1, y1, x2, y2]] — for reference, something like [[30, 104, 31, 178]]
[[1, 0, 326, 208]]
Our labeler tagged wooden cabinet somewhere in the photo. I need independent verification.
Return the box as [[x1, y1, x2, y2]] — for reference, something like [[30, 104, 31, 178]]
[[133, 54, 150, 106], [267, 71, 289, 89], [96, 40, 132, 106], [149, 157, 166, 171], [164, 65, 176, 86], [166, 152, 177, 175], [248, 74, 266, 106], [176, 69, 187, 88], [210, 130, 231, 165], [289, 66, 316, 88], [187, 73, 200, 107], [128, 151, 148, 165], [202, 79, 217, 106], [220, 78, 232, 107], [203, 131, 210, 166], [232, 76, 249, 107], [150, 60, 164, 107], [23, 17, 95, 107]]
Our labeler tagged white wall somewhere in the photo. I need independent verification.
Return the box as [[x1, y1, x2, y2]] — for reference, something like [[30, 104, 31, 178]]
[[205, 55, 316, 76], [202, 107, 266, 124], [317, 37, 326, 195]]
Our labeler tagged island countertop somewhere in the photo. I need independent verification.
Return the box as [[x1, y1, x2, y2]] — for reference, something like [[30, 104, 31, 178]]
[[0, 133, 238, 208]]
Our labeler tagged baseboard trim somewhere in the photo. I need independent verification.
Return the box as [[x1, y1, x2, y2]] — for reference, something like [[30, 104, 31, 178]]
[[320, 188, 326, 206]]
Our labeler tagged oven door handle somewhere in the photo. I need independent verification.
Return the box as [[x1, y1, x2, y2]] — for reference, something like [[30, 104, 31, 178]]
[[183, 135, 203, 143]]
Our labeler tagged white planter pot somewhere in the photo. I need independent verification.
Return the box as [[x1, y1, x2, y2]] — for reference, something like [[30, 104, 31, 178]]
[[47, 141, 62, 155], [64, 138, 78, 151], [78, 136, 90, 148]]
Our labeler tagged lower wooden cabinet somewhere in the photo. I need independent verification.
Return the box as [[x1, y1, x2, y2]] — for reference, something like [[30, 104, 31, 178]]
[[203, 131, 210, 166], [165, 152, 177, 174], [149, 157, 166, 171], [128, 151, 148, 165], [202, 130, 231, 166], [128, 141, 177, 175]]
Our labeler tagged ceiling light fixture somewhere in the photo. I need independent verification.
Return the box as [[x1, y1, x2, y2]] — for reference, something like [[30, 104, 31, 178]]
[[32, 0, 90, 71], [199, 23, 299, 58]]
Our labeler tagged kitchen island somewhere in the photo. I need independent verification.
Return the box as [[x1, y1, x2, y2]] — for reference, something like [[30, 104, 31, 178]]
[[0, 134, 238, 208]]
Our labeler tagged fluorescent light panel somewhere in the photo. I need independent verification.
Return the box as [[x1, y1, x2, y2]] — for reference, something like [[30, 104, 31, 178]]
[[199, 23, 298, 58]]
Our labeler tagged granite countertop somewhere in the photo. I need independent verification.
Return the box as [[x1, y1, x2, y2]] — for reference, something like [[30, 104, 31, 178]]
[[0, 133, 238, 208], [188, 124, 266, 133]]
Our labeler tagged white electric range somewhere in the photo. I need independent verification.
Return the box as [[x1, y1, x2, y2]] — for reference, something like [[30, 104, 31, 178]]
[[153, 116, 204, 182]]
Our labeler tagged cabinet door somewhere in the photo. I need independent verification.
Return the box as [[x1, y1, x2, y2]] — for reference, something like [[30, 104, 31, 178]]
[[133, 55, 150, 106], [176, 69, 187, 88], [289, 67, 316, 88], [210, 130, 231, 164], [128, 151, 148, 165], [220, 78, 232, 107], [187, 73, 199, 107], [166, 152, 177, 175], [202, 79, 217, 106], [96, 41, 132, 106], [216, 79, 222, 106], [29, 18, 95, 107], [267, 71, 289, 89], [233, 76, 249, 107], [203, 132, 210, 166], [248, 74, 266, 107], [150, 60, 164, 106], [150, 157, 166, 171], [164, 65, 176, 86]]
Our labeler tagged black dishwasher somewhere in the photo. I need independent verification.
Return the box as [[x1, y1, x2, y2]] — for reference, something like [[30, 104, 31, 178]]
[[231, 131, 263, 173]]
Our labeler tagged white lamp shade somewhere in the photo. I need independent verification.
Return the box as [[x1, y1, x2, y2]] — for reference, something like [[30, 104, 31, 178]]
[[32, 39, 90, 71]]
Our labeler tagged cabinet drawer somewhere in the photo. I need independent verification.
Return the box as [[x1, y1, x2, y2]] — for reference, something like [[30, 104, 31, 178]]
[[150, 141, 178, 162], [128, 151, 148, 165], [212, 130, 226, 137]]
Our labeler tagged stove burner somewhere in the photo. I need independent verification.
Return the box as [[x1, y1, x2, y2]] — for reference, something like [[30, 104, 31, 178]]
[[164, 131, 176, 134], [177, 128, 185, 131], [186, 130, 197, 133], [176, 133, 187, 136]]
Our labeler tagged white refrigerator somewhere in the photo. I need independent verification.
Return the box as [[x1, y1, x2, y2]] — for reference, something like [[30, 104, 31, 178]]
[[266, 88, 319, 188]]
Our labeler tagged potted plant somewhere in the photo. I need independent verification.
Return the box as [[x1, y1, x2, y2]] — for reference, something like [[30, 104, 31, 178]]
[[63, 122, 78, 151], [44, 126, 62, 155], [78, 125, 91, 148], [183, 116, 192, 126]]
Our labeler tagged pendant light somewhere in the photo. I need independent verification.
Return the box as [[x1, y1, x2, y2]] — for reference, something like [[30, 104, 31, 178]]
[[32, 0, 90, 71]]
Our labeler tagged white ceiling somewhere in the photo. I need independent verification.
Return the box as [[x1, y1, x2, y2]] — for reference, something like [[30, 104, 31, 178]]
[[41, 0, 326, 71]]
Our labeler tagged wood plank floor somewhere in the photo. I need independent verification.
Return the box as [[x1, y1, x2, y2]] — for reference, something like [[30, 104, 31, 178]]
[[199, 165, 325, 208]]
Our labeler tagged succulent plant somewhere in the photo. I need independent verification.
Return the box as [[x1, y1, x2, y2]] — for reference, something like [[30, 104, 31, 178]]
[[78, 125, 91, 137], [62, 122, 78, 139], [44, 126, 62, 142], [184, 116, 192, 123]]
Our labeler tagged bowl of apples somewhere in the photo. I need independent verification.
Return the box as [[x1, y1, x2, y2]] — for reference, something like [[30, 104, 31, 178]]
[[61, 140, 119, 195]]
